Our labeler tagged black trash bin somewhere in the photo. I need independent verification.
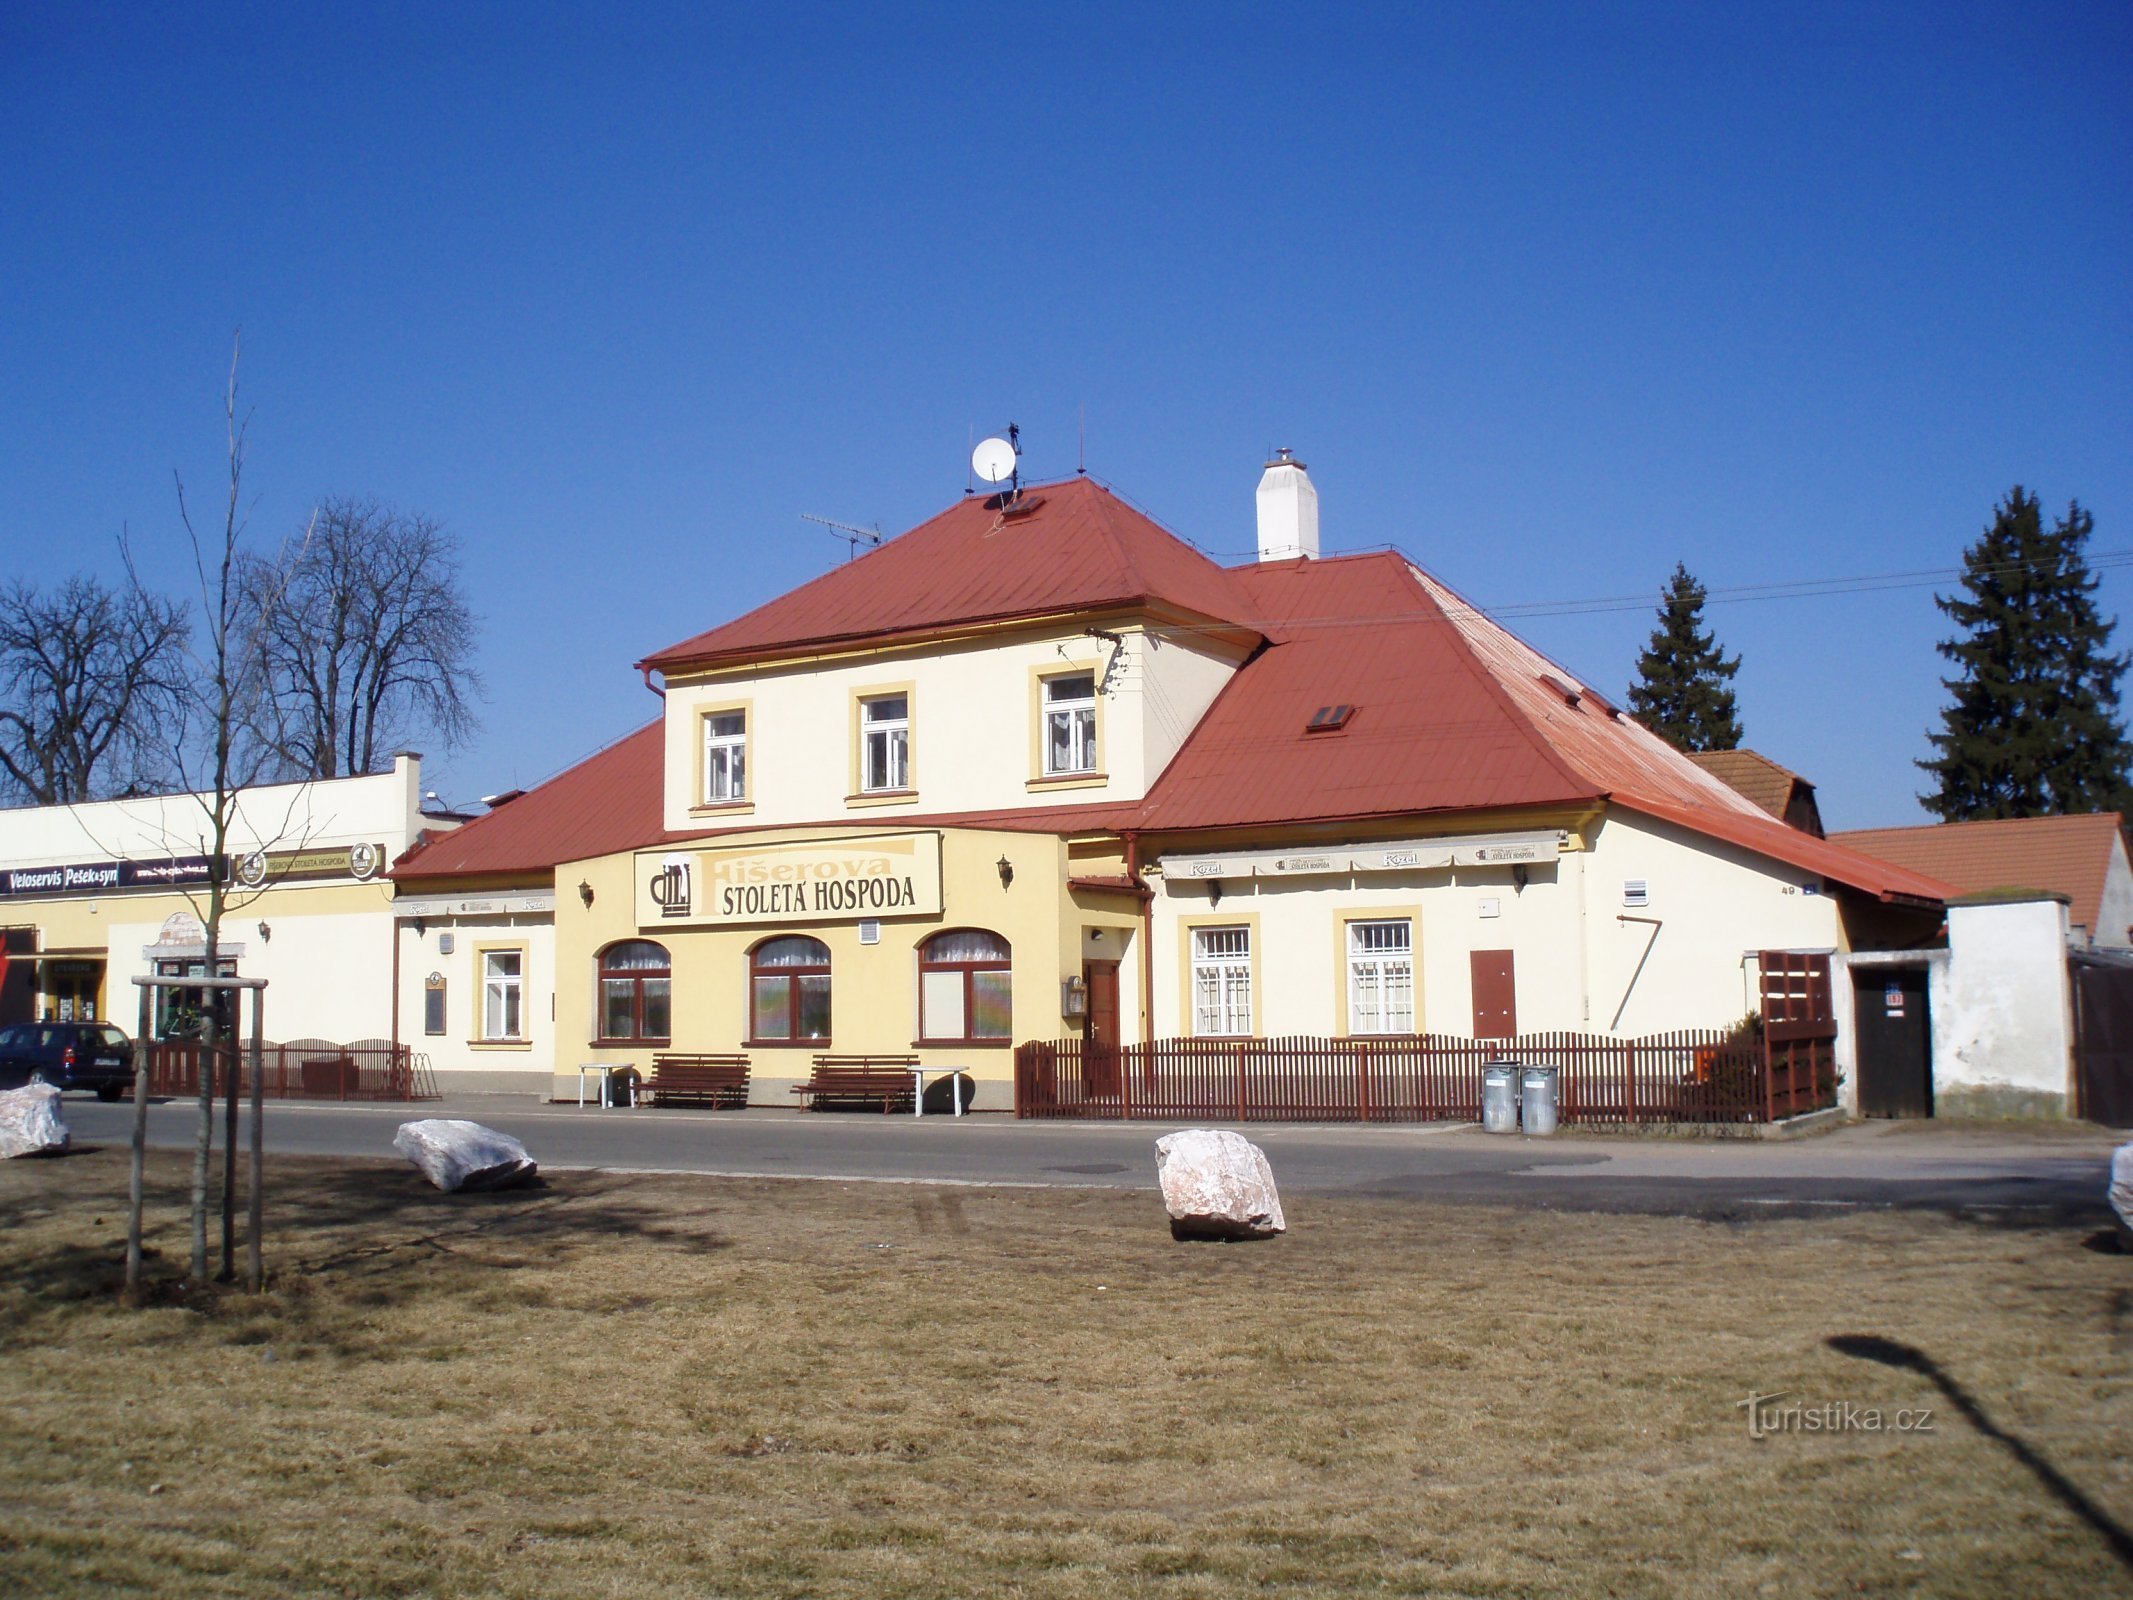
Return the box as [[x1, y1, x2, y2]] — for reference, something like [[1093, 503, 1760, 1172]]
[[605, 1067, 640, 1108]]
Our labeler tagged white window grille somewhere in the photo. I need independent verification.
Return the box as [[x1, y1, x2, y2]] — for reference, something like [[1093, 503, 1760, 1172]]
[[1347, 919, 1414, 1034], [703, 711, 746, 802], [1043, 672, 1097, 774], [862, 694, 909, 791], [1192, 925, 1252, 1036]]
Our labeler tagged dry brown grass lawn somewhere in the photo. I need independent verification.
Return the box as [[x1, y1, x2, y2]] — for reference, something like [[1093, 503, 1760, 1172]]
[[0, 1144, 2128, 1598]]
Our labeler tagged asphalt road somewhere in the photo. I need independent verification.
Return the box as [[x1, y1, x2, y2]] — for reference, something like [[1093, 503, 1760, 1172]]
[[56, 1095, 2125, 1222]]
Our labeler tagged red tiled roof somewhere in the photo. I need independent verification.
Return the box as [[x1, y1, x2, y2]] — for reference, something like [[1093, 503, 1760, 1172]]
[[392, 722, 669, 882], [413, 502, 1953, 910], [638, 476, 1259, 673], [1132, 553, 1948, 903], [1135, 555, 1596, 829], [1685, 749, 1814, 821], [1831, 813, 2128, 933]]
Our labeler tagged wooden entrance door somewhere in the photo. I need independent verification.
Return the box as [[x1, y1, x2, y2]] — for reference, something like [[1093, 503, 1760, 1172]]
[[1471, 950, 1516, 1039], [1854, 967, 1932, 1118], [2073, 959, 2133, 1126], [1082, 959, 1122, 1096]]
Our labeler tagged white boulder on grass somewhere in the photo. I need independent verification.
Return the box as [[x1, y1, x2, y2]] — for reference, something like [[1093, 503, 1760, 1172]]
[[1155, 1128, 1285, 1240], [0, 1082, 70, 1159], [394, 1119, 537, 1193], [2111, 1144, 2133, 1247]]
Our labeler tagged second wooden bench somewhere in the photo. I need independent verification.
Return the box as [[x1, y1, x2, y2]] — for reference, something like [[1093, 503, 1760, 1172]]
[[794, 1054, 920, 1113]]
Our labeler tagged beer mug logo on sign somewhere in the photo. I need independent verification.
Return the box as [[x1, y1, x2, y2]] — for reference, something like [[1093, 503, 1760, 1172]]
[[649, 855, 693, 919]]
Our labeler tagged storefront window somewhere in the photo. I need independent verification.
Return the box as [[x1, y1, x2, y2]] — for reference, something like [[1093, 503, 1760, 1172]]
[[1347, 920, 1414, 1034], [919, 929, 1011, 1041], [750, 936, 830, 1042], [1191, 926, 1252, 1037], [598, 940, 671, 1041], [154, 957, 236, 1039]]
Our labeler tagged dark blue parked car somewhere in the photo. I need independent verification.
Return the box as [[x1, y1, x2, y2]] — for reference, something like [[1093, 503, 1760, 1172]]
[[0, 1022, 134, 1100]]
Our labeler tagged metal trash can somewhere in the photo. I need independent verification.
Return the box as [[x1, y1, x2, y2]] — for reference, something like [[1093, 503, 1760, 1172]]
[[1482, 1061, 1521, 1134], [1519, 1065, 1559, 1137]]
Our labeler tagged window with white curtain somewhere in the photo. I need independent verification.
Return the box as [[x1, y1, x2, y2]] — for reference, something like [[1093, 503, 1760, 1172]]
[[1043, 672, 1097, 774]]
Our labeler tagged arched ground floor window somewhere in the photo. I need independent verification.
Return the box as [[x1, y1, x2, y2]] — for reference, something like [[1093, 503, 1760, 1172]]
[[750, 935, 830, 1043], [598, 939, 671, 1041], [919, 929, 1011, 1042]]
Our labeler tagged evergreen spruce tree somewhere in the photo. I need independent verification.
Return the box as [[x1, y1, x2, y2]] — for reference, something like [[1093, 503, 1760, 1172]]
[[1627, 562, 1744, 752], [1918, 487, 2132, 820]]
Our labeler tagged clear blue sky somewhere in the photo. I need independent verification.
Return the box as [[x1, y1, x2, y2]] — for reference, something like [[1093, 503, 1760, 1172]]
[[3, 3, 2127, 828]]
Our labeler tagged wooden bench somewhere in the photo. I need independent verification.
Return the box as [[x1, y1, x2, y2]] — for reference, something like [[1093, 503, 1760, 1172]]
[[794, 1054, 920, 1113], [641, 1053, 752, 1110]]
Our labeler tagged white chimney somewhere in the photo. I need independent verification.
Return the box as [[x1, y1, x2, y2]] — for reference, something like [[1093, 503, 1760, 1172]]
[[1256, 448, 1320, 562]]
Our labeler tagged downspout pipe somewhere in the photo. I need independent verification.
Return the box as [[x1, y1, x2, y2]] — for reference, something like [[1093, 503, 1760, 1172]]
[[1124, 831, 1156, 1047], [640, 666, 666, 699]]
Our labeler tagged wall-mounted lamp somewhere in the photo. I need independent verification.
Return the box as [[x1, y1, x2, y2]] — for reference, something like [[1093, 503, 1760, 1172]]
[[1209, 879, 1224, 909], [257, 921, 272, 944], [1061, 975, 1088, 1017], [1090, 928, 1105, 943], [1512, 864, 1529, 894], [412, 917, 426, 937], [578, 880, 595, 908], [996, 856, 1014, 889]]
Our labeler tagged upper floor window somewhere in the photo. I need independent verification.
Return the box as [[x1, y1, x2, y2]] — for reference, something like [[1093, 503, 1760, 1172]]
[[1347, 920, 1414, 1035], [703, 712, 746, 803], [482, 950, 524, 1040], [1191, 926, 1252, 1037], [919, 929, 1012, 1041], [598, 940, 672, 1041], [862, 694, 910, 792], [1043, 673, 1097, 775], [750, 935, 831, 1042]]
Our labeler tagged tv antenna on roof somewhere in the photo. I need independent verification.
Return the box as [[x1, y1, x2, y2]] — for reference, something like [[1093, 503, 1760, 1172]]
[[800, 513, 882, 562], [971, 423, 1021, 498]]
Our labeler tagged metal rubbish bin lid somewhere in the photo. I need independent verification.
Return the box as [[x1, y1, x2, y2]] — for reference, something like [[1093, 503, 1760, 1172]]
[[1483, 1061, 1519, 1084]]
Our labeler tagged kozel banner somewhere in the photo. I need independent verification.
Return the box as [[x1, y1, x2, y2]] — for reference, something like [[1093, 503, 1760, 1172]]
[[635, 831, 944, 929]]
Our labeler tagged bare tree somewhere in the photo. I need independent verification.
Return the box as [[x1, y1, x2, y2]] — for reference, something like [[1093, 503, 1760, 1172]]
[[244, 497, 480, 779], [150, 334, 312, 1289], [0, 575, 188, 805]]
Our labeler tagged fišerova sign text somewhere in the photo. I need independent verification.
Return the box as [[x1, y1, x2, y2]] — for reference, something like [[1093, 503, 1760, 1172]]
[[635, 831, 944, 929]]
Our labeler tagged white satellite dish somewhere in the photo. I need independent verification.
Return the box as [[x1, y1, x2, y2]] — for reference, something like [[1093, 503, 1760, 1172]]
[[971, 435, 1018, 485]]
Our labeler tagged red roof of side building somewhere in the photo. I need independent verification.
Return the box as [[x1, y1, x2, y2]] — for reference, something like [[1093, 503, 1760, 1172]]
[[1831, 813, 2128, 934], [392, 722, 669, 882], [638, 476, 1259, 674]]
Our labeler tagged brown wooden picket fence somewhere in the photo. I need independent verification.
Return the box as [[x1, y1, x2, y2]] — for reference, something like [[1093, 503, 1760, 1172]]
[[143, 1038, 438, 1102], [1014, 1028, 1812, 1125]]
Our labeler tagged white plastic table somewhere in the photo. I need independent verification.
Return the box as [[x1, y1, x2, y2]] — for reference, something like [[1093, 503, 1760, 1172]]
[[911, 1066, 967, 1117], [577, 1063, 614, 1108]]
